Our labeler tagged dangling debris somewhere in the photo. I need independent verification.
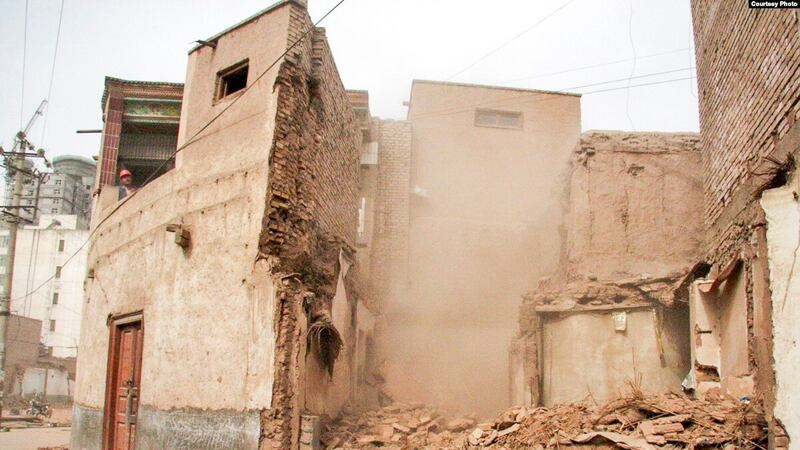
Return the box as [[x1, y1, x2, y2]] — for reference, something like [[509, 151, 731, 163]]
[[307, 312, 343, 379]]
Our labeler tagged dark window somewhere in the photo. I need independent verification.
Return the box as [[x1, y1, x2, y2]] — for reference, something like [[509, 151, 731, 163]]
[[55, 266, 62, 279], [58, 240, 65, 252], [52, 292, 59, 305], [49, 320, 56, 332], [216, 60, 249, 100]]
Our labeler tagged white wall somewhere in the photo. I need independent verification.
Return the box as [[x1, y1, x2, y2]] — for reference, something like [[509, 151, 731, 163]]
[[10, 214, 88, 358], [15, 366, 72, 399], [761, 180, 800, 446]]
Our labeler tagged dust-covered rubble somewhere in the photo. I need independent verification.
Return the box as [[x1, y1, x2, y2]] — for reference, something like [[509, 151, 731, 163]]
[[321, 401, 469, 449], [322, 388, 767, 449]]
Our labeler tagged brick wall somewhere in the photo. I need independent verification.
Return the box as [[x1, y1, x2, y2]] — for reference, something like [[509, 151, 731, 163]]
[[99, 93, 123, 187], [260, 4, 361, 448], [4, 315, 42, 395], [692, 4, 800, 259], [261, 9, 360, 258], [368, 120, 412, 308], [691, 5, 800, 447]]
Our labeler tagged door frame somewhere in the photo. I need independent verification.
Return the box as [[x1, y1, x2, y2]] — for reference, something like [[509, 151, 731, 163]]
[[102, 311, 144, 450]]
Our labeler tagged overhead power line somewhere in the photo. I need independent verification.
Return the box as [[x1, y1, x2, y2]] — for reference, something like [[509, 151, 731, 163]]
[[19, 0, 30, 129], [446, 0, 580, 81], [583, 75, 696, 95], [40, 0, 66, 147], [411, 66, 697, 120], [10, 0, 348, 304], [625, 0, 638, 130], [404, 75, 697, 128], [493, 47, 690, 85]]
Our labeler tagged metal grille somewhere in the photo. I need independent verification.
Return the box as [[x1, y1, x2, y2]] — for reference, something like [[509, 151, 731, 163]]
[[119, 133, 178, 161]]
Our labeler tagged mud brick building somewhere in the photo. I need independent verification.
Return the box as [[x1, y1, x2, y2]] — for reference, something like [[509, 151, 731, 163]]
[[690, 3, 800, 447], [71, 2, 374, 449], [511, 131, 704, 406]]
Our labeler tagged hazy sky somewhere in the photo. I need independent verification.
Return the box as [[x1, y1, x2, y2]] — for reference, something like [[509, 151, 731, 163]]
[[0, 0, 699, 162]]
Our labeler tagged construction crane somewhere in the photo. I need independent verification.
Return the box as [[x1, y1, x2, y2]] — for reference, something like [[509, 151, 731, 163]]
[[0, 98, 51, 425]]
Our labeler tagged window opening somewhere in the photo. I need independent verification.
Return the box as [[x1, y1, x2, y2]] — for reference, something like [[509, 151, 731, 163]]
[[475, 109, 523, 129], [216, 60, 249, 100]]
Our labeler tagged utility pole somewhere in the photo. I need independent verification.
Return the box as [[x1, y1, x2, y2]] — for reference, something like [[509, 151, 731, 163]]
[[0, 99, 49, 426]]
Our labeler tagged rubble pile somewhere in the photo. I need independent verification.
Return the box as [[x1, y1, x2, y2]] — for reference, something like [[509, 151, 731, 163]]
[[321, 402, 468, 448], [324, 389, 767, 449], [485, 390, 767, 449]]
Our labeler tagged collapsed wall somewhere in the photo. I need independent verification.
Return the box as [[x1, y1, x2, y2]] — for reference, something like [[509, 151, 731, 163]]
[[260, 9, 363, 449], [512, 131, 703, 406]]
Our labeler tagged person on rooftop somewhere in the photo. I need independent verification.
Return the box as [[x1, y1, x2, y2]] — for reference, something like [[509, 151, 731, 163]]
[[118, 169, 137, 200]]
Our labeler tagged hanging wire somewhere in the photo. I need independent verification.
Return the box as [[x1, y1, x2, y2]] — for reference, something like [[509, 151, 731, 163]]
[[40, 0, 67, 147], [19, 0, 30, 129]]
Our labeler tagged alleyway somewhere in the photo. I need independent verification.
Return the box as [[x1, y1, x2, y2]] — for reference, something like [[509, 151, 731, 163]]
[[0, 427, 70, 450]]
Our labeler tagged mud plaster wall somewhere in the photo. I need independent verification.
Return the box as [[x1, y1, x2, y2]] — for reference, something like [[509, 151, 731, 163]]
[[566, 131, 703, 280], [689, 273, 754, 401], [717, 268, 751, 394], [393, 82, 580, 416], [306, 254, 352, 416], [541, 308, 689, 405], [689, 281, 721, 377], [514, 131, 701, 408], [259, 5, 361, 449], [72, 5, 294, 450], [4, 315, 42, 394], [761, 179, 800, 446]]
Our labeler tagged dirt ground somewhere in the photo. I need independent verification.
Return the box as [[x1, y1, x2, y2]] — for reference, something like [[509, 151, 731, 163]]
[[0, 427, 70, 450]]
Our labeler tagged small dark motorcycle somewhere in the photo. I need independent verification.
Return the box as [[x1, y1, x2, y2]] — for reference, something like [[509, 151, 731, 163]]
[[25, 396, 52, 418]]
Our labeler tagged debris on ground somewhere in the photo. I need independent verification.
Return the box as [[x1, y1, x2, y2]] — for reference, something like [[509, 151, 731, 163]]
[[322, 387, 767, 449], [321, 401, 467, 449]]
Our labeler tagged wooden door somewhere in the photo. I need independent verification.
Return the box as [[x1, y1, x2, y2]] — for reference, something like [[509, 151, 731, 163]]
[[104, 316, 143, 450]]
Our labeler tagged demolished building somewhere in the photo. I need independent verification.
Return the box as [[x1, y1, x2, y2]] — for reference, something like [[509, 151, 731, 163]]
[[688, 2, 800, 448], [511, 131, 704, 406], [66, 1, 800, 449], [71, 2, 375, 449]]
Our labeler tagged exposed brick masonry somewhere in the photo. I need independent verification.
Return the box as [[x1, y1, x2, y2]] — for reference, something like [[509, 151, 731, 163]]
[[99, 94, 123, 187], [368, 120, 412, 308], [692, 5, 800, 257], [691, 5, 800, 448], [259, 3, 361, 449]]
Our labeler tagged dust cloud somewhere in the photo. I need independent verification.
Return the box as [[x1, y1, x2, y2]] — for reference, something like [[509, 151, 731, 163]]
[[378, 89, 579, 417]]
